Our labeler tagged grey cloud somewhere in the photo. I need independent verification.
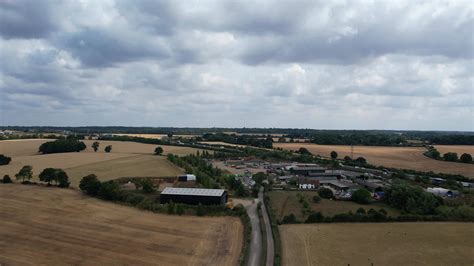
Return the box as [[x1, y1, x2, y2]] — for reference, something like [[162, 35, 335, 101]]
[[0, 0, 57, 39]]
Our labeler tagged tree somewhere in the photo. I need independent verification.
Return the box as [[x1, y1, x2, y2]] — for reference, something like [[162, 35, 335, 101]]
[[39, 139, 86, 154], [330, 151, 338, 159], [443, 152, 458, 162], [98, 181, 121, 201], [305, 212, 324, 223], [281, 213, 297, 224], [154, 146, 164, 155], [460, 153, 472, 163], [167, 132, 173, 139], [354, 157, 367, 164], [343, 156, 352, 162], [92, 141, 100, 152], [141, 179, 155, 193], [56, 170, 70, 187], [0, 154, 12, 165], [318, 187, 334, 199], [15, 165, 33, 182], [104, 145, 112, 153], [79, 174, 102, 196], [39, 168, 57, 185], [298, 147, 311, 155], [3, 175, 13, 184], [351, 188, 372, 204], [384, 182, 441, 215]]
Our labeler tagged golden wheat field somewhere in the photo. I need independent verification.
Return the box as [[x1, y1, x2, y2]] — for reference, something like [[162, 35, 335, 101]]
[[273, 143, 474, 177], [0, 185, 243, 266], [112, 133, 198, 139], [0, 139, 203, 186], [280, 223, 474, 266], [434, 145, 474, 156]]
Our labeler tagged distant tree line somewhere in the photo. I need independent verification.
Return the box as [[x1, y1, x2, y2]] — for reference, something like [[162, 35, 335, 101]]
[[202, 133, 273, 148]]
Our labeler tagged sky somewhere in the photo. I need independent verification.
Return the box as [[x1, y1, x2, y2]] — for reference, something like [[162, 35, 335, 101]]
[[0, 0, 473, 131]]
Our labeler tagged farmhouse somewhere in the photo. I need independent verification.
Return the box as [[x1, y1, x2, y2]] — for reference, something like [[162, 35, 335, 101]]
[[160, 187, 228, 205]]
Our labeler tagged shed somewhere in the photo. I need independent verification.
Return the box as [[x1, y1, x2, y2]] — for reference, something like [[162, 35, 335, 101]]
[[177, 174, 196, 182], [160, 187, 227, 205]]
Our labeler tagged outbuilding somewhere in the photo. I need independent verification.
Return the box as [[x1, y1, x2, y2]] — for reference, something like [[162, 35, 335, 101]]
[[177, 174, 196, 182], [160, 187, 228, 205]]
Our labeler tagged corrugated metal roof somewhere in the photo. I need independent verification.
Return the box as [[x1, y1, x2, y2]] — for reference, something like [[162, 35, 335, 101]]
[[161, 187, 226, 197]]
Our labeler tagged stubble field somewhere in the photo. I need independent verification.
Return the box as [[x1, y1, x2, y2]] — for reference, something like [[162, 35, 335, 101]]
[[273, 143, 474, 177], [0, 139, 204, 186], [434, 145, 474, 156], [0, 185, 243, 265], [280, 223, 474, 266]]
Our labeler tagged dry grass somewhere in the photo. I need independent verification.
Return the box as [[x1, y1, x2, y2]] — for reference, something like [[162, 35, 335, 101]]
[[0, 185, 242, 266], [434, 145, 474, 156], [268, 191, 399, 221], [274, 143, 474, 177], [0, 139, 51, 156], [280, 223, 474, 266], [0, 140, 191, 187]]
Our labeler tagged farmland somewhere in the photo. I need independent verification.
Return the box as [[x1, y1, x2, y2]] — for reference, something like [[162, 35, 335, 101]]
[[0, 139, 202, 187], [268, 191, 400, 222], [280, 223, 474, 266], [112, 133, 198, 139], [273, 143, 474, 177], [434, 145, 474, 156], [0, 185, 242, 265]]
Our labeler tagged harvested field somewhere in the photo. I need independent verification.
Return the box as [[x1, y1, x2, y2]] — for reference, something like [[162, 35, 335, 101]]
[[273, 143, 474, 177], [82, 140, 202, 155], [200, 141, 248, 148], [280, 223, 474, 266], [0, 139, 188, 187], [435, 145, 474, 156], [0, 139, 50, 156], [0, 185, 242, 266], [268, 191, 399, 222], [65, 155, 183, 187]]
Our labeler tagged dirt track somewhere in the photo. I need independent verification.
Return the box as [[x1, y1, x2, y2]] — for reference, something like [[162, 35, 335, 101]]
[[0, 185, 243, 266], [274, 143, 474, 177]]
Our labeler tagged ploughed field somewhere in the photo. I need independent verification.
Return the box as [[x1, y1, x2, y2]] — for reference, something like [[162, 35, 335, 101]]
[[0, 139, 205, 186], [280, 223, 474, 266], [273, 143, 474, 178], [0, 185, 243, 265]]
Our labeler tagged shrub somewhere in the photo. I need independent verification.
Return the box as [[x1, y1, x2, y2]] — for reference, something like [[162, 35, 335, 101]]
[[330, 151, 338, 159], [460, 153, 472, 163], [312, 195, 321, 203], [306, 212, 324, 223], [104, 145, 112, 153], [154, 146, 164, 155], [351, 188, 371, 204], [79, 174, 102, 196], [0, 154, 12, 165], [176, 204, 185, 215], [2, 175, 13, 183], [281, 213, 297, 224], [384, 182, 441, 215], [141, 178, 155, 193], [443, 152, 458, 162], [98, 181, 121, 201], [318, 187, 334, 199]]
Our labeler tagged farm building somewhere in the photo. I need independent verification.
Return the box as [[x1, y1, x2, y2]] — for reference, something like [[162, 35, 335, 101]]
[[426, 187, 459, 198], [160, 187, 228, 205], [291, 166, 326, 176], [177, 174, 196, 182]]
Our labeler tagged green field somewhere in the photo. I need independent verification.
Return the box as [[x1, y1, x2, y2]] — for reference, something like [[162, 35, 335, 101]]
[[268, 190, 400, 222]]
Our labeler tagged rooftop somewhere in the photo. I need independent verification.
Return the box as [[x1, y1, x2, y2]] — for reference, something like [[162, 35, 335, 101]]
[[161, 187, 226, 197]]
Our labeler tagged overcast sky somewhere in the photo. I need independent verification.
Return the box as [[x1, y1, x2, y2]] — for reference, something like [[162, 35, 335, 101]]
[[0, 0, 473, 130]]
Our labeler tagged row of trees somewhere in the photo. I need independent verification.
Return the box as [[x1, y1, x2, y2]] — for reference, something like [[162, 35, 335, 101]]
[[8, 165, 70, 187], [425, 147, 472, 164], [202, 133, 273, 148], [39, 139, 86, 154]]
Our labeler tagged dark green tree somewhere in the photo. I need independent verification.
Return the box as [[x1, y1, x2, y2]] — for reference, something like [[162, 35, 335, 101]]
[[305, 212, 324, 223], [98, 181, 121, 200], [79, 174, 102, 196], [330, 151, 338, 159], [0, 154, 12, 165], [56, 170, 70, 188], [92, 141, 100, 152], [2, 175, 13, 183], [351, 188, 372, 204], [443, 152, 458, 162], [141, 179, 155, 193], [318, 187, 334, 199], [154, 146, 164, 155], [460, 153, 472, 163], [15, 165, 33, 182], [39, 168, 57, 185], [104, 145, 112, 153]]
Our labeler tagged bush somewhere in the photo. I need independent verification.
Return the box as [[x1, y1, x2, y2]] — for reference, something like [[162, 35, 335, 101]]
[[312, 195, 321, 203], [351, 188, 371, 204], [281, 213, 297, 224], [141, 178, 155, 193], [154, 146, 164, 155], [104, 145, 112, 153], [98, 181, 121, 201], [306, 212, 324, 223], [330, 151, 338, 159], [0, 154, 12, 165], [384, 182, 441, 215], [2, 175, 13, 183], [443, 152, 458, 162], [318, 187, 334, 199], [79, 174, 102, 196], [460, 153, 472, 163]]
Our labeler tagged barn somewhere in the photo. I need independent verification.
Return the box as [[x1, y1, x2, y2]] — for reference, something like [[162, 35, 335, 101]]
[[177, 174, 196, 182], [160, 187, 228, 205]]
